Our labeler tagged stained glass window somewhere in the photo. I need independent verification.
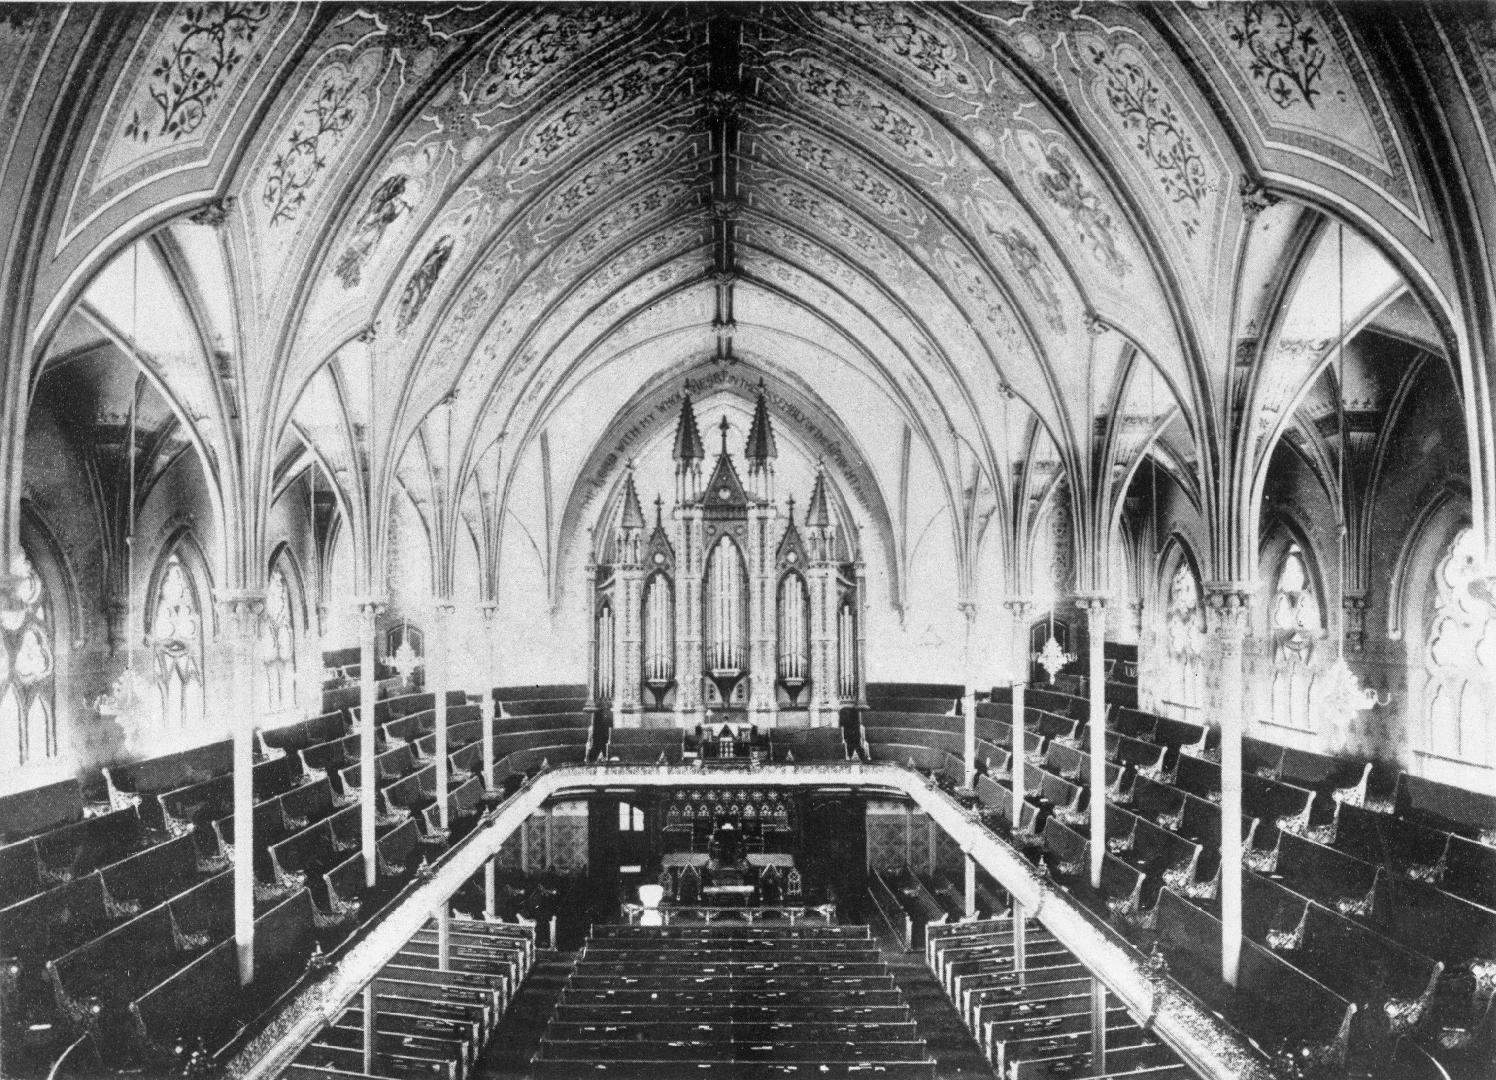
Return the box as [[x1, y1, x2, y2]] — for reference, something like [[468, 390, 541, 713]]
[[1424, 529, 1494, 762], [1269, 544, 1320, 730], [1164, 561, 1205, 717], [151, 551, 203, 730], [265, 565, 297, 712], [1, 552, 55, 768]]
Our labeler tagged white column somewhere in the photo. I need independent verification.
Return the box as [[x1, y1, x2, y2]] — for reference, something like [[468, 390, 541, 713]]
[[218, 590, 265, 986], [436, 901, 451, 971], [484, 858, 496, 917], [1091, 977, 1108, 1070], [1205, 584, 1251, 986], [960, 601, 977, 784], [357, 599, 383, 889], [1012, 900, 1027, 986], [1077, 595, 1108, 890], [479, 601, 498, 789], [964, 852, 977, 917], [1004, 599, 1034, 832], [362, 983, 375, 1074], [431, 600, 455, 833]]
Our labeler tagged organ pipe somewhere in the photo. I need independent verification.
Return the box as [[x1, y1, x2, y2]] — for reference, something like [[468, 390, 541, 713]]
[[708, 537, 743, 671], [644, 575, 674, 682], [778, 574, 808, 680], [597, 605, 615, 702], [839, 602, 856, 700]]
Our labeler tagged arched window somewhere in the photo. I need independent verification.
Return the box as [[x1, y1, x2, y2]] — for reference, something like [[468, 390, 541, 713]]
[[265, 564, 297, 712], [1164, 560, 1205, 718], [1269, 544, 1321, 731], [1424, 529, 1494, 763], [150, 551, 203, 731], [1, 551, 56, 768]]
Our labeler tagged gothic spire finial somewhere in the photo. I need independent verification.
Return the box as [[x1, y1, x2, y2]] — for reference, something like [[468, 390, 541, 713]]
[[620, 464, 646, 531], [744, 378, 777, 466], [719, 414, 730, 454], [672, 392, 705, 464]]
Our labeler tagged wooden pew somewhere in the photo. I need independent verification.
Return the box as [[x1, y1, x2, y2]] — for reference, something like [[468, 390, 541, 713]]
[[0, 778, 84, 842]]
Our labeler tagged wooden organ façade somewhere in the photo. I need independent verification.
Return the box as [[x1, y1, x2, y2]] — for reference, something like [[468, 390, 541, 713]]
[[589, 384, 867, 727]]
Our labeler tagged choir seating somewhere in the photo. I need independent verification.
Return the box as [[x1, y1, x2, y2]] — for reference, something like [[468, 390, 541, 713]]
[[530, 923, 937, 1079], [603, 727, 685, 764], [767, 726, 845, 761]]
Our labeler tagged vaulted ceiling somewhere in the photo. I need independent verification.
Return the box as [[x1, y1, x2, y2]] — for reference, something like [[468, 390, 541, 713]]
[[7, 1, 1489, 595]]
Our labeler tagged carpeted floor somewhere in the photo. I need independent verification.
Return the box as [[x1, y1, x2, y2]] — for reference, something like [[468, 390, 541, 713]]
[[880, 936, 998, 1079], [472, 951, 575, 1080]]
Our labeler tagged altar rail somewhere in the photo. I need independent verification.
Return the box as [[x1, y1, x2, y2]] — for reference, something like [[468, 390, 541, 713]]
[[224, 761, 1275, 1080]]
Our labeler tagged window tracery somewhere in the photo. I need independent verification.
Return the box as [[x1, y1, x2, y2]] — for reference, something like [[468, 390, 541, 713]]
[[265, 565, 297, 712], [1, 552, 56, 768], [1424, 529, 1494, 763], [1269, 544, 1320, 731], [150, 551, 204, 731], [1164, 561, 1206, 717]]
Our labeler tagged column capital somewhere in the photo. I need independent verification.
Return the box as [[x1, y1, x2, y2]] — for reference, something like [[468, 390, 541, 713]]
[[431, 599, 458, 618], [1003, 597, 1036, 618], [957, 599, 978, 621], [353, 597, 386, 616], [214, 589, 266, 620], [1202, 582, 1252, 638], [1073, 592, 1109, 611], [478, 600, 499, 620]]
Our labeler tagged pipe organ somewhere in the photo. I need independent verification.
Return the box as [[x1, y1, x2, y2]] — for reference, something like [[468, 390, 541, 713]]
[[589, 385, 864, 727]]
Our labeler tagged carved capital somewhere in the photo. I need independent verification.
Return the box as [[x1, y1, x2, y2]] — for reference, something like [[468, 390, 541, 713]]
[[1202, 582, 1252, 641], [1004, 598, 1036, 620], [710, 198, 741, 221], [189, 195, 236, 228], [1238, 176, 1280, 220], [356, 325, 377, 344], [1083, 312, 1110, 336], [1074, 593, 1108, 632], [957, 599, 978, 622], [478, 601, 499, 626]]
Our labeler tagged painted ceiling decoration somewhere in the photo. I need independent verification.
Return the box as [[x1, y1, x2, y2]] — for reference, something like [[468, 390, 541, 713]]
[[7, 0, 1493, 595]]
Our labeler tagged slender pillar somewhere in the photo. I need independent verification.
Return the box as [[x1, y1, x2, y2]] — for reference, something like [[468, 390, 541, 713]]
[[960, 601, 977, 784], [219, 591, 265, 985], [1205, 584, 1251, 986], [437, 902, 451, 971], [1090, 977, 1108, 1070], [357, 599, 383, 888], [1077, 595, 1108, 889], [479, 601, 498, 789], [1012, 900, 1027, 986], [963, 852, 977, 917], [431, 600, 455, 832], [485, 858, 497, 917], [1004, 599, 1034, 832], [362, 983, 375, 1074], [854, 553, 869, 708]]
